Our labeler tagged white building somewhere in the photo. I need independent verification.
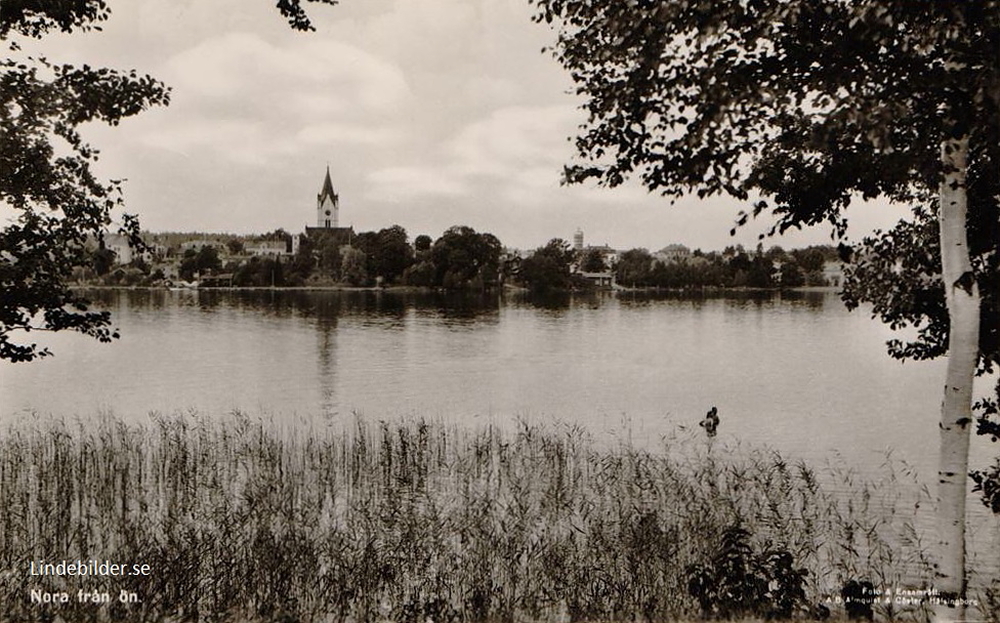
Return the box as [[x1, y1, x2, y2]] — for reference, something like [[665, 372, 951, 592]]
[[822, 261, 843, 287], [104, 233, 158, 265], [245, 240, 288, 256], [103, 233, 134, 264], [653, 244, 691, 265]]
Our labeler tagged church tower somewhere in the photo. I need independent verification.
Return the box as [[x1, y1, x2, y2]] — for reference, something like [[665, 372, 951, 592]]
[[317, 166, 339, 228]]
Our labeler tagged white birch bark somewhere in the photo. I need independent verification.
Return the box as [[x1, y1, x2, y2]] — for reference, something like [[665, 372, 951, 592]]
[[933, 134, 980, 623]]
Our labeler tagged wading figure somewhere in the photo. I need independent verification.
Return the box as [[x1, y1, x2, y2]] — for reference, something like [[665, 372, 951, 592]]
[[699, 407, 719, 438]]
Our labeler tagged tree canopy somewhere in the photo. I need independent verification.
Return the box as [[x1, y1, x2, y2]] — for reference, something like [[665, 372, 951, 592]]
[[531, 1, 997, 224], [519, 238, 576, 292], [352, 225, 414, 285], [0, 0, 336, 361], [532, 0, 998, 614], [579, 247, 608, 273], [0, 1, 337, 37], [429, 226, 503, 290]]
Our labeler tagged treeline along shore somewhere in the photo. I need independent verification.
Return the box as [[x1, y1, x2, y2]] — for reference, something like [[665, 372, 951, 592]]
[[2, 413, 995, 622], [77, 223, 841, 294]]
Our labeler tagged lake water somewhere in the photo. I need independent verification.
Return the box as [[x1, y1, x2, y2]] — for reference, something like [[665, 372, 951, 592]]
[[2, 288, 997, 481], [3, 287, 999, 584]]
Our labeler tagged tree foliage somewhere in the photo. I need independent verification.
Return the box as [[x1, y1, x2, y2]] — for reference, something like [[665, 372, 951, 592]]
[[0, 0, 335, 361], [429, 226, 503, 290], [519, 238, 575, 292], [340, 246, 368, 287], [532, 0, 999, 609], [413, 234, 433, 253], [532, 1, 998, 228], [616, 249, 653, 287], [273, 0, 339, 32], [0, 1, 338, 37], [843, 199, 1000, 512], [357, 225, 413, 285], [232, 256, 284, 288], [579, 247, 608, 272], [778, 261, 805, 289], [314, 236, 340, 279], [178, 246, 222, 282], [1, 7, 169, 361], [529, 2, 1000, 436], [844, 204, 998, 365]]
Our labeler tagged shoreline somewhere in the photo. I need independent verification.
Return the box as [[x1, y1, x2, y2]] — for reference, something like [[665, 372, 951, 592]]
[[68, 283, 840, 294]]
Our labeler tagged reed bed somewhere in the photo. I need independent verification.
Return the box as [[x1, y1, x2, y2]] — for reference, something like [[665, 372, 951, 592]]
[[0, 411, 970, 622]]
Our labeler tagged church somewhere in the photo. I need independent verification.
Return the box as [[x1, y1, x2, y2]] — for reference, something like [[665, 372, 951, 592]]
[[293, 167, 355, 253]]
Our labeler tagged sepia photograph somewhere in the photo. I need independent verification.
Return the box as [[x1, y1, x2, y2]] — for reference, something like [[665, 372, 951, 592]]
[[1, 1, 998, 621]]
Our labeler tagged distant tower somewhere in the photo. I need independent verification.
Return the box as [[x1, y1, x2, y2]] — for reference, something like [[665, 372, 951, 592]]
[[573, 228, 584, 251], [317, 166, 339, 229]]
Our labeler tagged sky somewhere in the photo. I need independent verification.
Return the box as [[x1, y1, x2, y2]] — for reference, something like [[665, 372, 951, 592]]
[[16, 0, 914, 252]]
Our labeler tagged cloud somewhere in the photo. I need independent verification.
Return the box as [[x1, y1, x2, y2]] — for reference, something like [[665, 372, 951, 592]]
[[342, 0, 479, 71], [140, 119, 266, 159], [366, 166, 470, 203], [131, 32, 411, 164], [464, 75, 522, 108], [296, 123, 399, 147], [164, 33, 409, 111], [358, 104, 584, 213], [448, 105, 582, 178]]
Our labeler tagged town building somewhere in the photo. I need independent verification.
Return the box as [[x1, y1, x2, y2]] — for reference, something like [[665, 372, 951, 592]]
[[653, 244, 691, 264], [180, 239, 224, 253], [822, 260, 843, 287], [245, 240, 289, 256], [103, 233, 134, 264], [93, 233, 163, 265], [577, 271, 614, 288], [573, 228, 584, 251]]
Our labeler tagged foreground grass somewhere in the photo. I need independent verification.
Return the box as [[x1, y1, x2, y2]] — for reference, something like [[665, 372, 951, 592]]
[[0, 412, 987, 622]]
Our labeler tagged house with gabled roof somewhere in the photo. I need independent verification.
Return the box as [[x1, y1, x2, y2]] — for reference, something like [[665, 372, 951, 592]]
[[654, 243, 691, 264]]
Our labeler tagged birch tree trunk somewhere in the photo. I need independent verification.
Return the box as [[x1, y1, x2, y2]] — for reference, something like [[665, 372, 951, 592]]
[[934, 134, 980, 622]]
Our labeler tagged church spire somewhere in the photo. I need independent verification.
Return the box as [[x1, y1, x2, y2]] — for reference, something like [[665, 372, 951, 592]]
[[316, 166, 339, 228], [319, 165, 336, 204]]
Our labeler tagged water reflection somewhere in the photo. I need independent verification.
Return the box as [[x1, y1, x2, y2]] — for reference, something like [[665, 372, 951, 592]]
[[513, 290, 573, 311], [777, 290, 829, 309], [79, 287, 834, 327], [315, 297, 339, 418], [80, 286, 832, 314], [170, 289, 505, 324], [617, 290, 825, 313], [430, 290, 501, 322]]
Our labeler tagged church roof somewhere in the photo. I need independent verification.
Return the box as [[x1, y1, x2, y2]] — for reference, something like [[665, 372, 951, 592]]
[[304, 226, 354, 246], [318, 166, 338, 204]]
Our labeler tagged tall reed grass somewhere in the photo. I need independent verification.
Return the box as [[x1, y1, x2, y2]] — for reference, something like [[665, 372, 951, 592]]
[[0, 411, 978, 622]]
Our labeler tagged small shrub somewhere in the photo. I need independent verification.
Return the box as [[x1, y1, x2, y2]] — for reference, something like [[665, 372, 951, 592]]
[[687, 524, 808, 619]]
